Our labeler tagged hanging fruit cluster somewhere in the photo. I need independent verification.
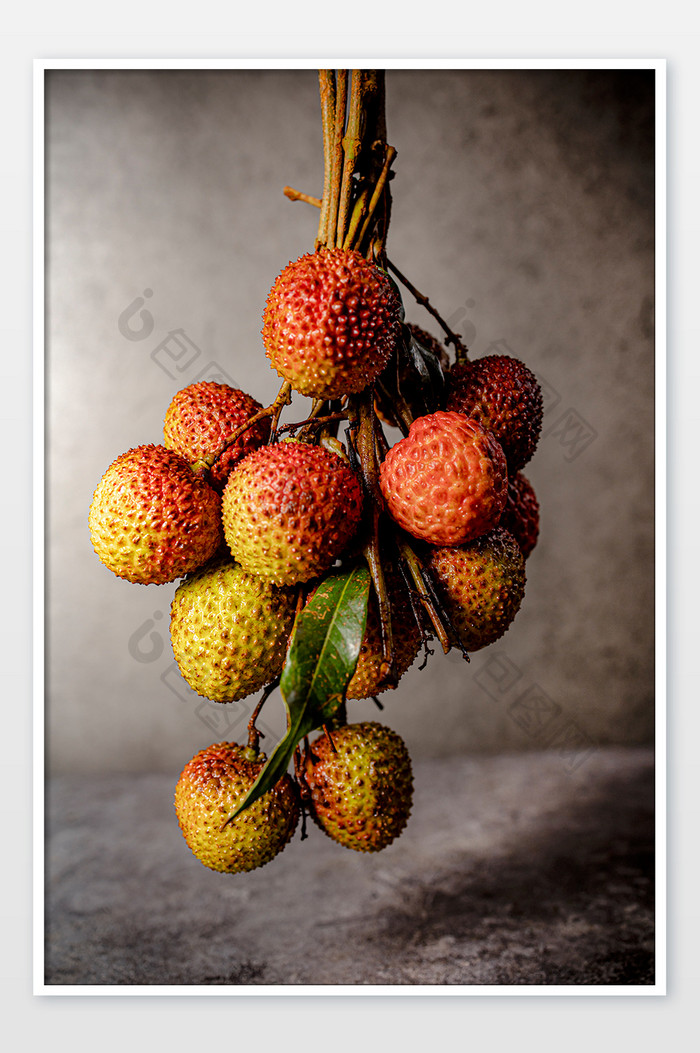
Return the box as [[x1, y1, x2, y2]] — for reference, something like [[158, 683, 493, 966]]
[[88, 70, 543, 875]]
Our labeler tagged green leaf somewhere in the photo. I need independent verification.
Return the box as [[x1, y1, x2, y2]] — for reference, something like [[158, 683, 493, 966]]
[[223, 564, 371, 825]]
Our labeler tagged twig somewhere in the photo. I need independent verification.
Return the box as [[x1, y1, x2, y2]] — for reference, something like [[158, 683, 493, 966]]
[[385, 256, 470, 361], [204, 381, 292, 470], [247, 679, 280, 752], [326, 70, 348, 249], [355, 392, 395, 684], [276, 411, 348, 436], [335, 71, 365, 250], [284, 186, 322, 208], [323, 724, 338, 753], [267, 381, 294, 443], [353, 145, 396, 252], [317, 71, 336, 248], [394, 535, 453, 656], [342, 186, 370, 251]]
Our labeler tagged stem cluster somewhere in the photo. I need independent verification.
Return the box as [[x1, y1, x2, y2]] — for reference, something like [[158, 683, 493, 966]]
[[237, 69, 475, 744], [316, 70, 395, 260]]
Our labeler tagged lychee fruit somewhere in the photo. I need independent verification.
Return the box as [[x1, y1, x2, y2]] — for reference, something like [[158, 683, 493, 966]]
[[427, 526, 526, 652], [163, 381, 270, 492], [346, 569, 421, 700], [379, 410, 508, 546], [88, 444, 222, 585], [262, 248, 402, 398], [174, 741, 299, 873], [170, 556, 297, 702], [499, 471, 540, 558], [446, 354, 543, 472], [222, 441, 363, 586], [303, 721, 413, 852]]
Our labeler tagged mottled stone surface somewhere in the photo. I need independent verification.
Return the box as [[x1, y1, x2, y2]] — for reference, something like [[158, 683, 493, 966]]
[[45, 746, 655, 987]]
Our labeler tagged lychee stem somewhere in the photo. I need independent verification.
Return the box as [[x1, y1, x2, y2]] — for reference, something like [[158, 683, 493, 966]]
[[342, 186, 371, 251], [322, 724, 338, 753], [317, 70, 336, 248], [352, 145, 396, 254], [321, 70, 349, 249], [276, 411, 348, 438], [329, 69, 349, 248], [385, 257, 470, 362], [247, 678, 280, 753], [394, 535, 453, 656], [267, 381, 294, 443], [335, 71, 364, 249], [355, 392, 396, 686], [205, 380, 292, 472], [284, 186, 322, 208]]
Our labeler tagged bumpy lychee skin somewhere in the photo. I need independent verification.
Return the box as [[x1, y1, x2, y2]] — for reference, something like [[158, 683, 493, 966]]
[[174, 741, 299, 874], [303, 722, 413, 852], [499, 471, 540, 558], [163, 381, 270, 492], [170, 557, 297, 702], [427, 526, 526, 652], [88, 444, 222, 585], [446, 354, 543, 472], [379, 411, 508, 546], [346, 571, 421, 700], [262, 248, 402, 398], [222, 441, 363, 586]]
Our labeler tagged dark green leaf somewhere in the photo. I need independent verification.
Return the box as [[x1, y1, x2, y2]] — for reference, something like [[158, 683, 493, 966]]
[[223, 565, 371, 824]]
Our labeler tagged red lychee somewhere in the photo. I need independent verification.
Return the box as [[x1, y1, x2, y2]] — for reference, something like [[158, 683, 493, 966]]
[[222, 441, 364, 585], [446, 354, 543, 471], [88, 444, 222, 585], [379, 410, 508, 546], [262, 248, 402, 398], [499, 471, 540, 558], [163, 381, 270, 492]]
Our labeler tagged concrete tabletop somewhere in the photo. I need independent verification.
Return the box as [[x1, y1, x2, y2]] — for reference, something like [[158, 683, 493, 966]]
[[44, 745, 655, 988]]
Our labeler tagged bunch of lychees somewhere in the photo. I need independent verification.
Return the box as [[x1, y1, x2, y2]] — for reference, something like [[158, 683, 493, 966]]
[[88, 70, 543, 875]]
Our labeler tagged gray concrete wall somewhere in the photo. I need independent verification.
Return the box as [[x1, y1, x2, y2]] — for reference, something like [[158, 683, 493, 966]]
[[46, 67, 655, 774]]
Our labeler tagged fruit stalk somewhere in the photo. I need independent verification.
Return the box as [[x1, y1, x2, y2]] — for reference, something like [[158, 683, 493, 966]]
[[316, 70, 393, 257], [201, 380, 292, 473], [317, 70, 336, 248], [386, 257, 470, 362], [354, 391, 395, 685]]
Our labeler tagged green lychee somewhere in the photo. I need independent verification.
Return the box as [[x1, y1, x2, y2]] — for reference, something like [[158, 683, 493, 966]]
[[88, 444, 222, 585], [222, 441, 363, 586], [174, 741, 299, 873], [262, 248, 402, 398], [303, 721, 413, 852], [379, 410, 508, 546], [170, 557, 297, 702], [427, 526, 526, 652], [163, 381, 270, 492]]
